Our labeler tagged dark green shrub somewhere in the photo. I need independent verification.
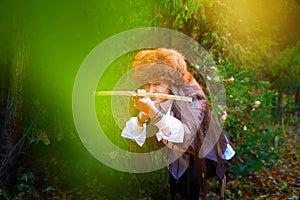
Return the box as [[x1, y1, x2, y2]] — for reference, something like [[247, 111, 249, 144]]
[[219, 62, 282, 175]]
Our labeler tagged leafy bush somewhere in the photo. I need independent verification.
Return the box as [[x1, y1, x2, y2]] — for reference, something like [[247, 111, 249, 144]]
[[157, 0, 295, 177], [218, 62, 283, 174]]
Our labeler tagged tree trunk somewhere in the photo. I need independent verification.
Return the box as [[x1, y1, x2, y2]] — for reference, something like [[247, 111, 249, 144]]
[[295, 87, 300, 116], [0, 59, 10, 142], [0, 43, 27, 189], [276, 89, 284, 121]]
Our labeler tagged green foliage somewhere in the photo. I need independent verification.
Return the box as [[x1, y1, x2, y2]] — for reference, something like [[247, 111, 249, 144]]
[[162, 0, 199, 28], [159, 0, 300, 68], [17, 171, 36, 193], [268, 41, 300, 90], [158, 0, 298, 177], [219, 61, 282, 174], [14, 171, 37, 198], [13, 171, 56, 199], [0, 189, 9, 200], [42, 186, 56, 194], [27, 128, 50, 145], [4, 0, 299, 198]]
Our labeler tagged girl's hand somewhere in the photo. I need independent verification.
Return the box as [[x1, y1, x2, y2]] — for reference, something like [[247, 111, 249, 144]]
[[132, 97, 158, 117]]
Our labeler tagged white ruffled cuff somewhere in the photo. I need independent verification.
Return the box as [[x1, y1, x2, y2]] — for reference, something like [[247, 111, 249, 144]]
[[121, 117, 146, 147], [155, 115, 184, 143], [222, 143, 235, 160]]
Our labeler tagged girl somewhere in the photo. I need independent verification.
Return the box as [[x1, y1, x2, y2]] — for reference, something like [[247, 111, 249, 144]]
[[121, 48, 235, 199]]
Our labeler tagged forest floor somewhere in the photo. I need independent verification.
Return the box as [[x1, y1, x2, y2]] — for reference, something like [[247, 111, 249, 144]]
[[1, 123, 299, 200], [66, 123, 300, 200], [206, 124, 300, 199]]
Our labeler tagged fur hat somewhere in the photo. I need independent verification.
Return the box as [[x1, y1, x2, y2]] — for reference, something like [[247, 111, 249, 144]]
[[132, 48, 201, 90]]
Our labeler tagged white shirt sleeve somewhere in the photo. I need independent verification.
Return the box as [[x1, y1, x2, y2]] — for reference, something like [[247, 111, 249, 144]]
[[222, 144, 235, 160], [221, 135, 235, 160], [121, 104, 185, 146], [155, 111, 184, 143], [121, 117, 147, 147]]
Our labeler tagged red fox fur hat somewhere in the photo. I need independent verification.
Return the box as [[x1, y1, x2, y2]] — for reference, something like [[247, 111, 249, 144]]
[[132, 48, 201, 90]]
